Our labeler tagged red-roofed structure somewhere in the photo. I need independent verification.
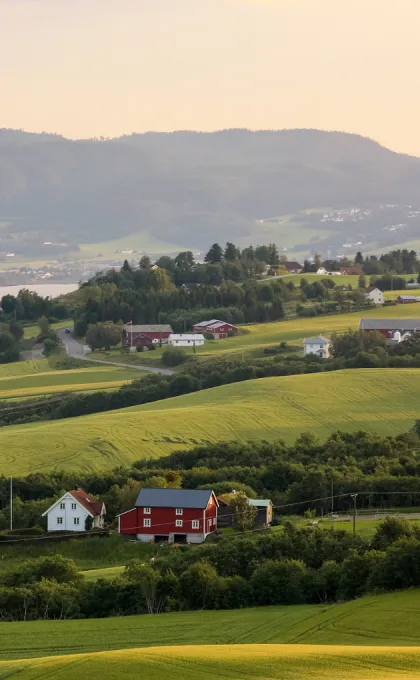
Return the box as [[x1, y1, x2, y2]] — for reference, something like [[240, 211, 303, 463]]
[[42, 487, 106, 532]]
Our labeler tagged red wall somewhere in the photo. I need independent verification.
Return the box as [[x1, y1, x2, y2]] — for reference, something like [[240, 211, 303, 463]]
[[119, 496, 218, 536]]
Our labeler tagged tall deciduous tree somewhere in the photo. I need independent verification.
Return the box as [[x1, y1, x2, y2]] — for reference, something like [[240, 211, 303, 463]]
[[86, 322, 122, 350], [228, 491, 257, 531]]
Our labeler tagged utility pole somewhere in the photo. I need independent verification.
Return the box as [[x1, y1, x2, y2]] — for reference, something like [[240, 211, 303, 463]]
[[351, 493, 358, 537], [331, 477, 334, 514], [10, 477, 13, 532]]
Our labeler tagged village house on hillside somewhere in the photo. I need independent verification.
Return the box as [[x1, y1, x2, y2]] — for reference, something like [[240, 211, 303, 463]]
[[397, 295, 420, 304], [340, 266, 363, 275], [283, 261, 303, 274], [303, 336, 331, 358], [122, 324, 173, 348], [192, 319, 238, 339], [364, 286, 385, 306], [359, 318, 420, 342], [42, 488, 105, 532], [168, 333, 205, 347], [118, 488, 218, 543]]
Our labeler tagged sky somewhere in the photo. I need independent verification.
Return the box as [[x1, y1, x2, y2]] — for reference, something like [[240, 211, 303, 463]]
[[1, 0, 419, 154]]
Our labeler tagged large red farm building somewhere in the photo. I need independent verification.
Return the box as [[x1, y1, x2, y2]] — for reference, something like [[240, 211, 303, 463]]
[[192, 319, 238, 339], [118, 488, 218, 544], [122, 324, 173, 348], [359, 318, 420, 340]]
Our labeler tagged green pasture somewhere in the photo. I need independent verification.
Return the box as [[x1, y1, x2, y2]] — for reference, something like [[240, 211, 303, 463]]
[[0, 365, 140, 400], [23, 320, 73, 339], [1, 590, 420, 661], [81, 565, 126, 582], [0, 368, 419, 474]]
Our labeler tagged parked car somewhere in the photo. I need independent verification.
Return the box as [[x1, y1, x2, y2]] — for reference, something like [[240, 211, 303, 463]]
[[65, 328, 71, 334]]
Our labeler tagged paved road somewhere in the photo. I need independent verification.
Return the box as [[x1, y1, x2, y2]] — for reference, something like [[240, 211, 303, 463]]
[[57, 328, 174, 376]]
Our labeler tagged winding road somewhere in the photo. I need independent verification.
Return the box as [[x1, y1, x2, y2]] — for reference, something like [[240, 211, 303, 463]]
[[57, 328, 174, 375]]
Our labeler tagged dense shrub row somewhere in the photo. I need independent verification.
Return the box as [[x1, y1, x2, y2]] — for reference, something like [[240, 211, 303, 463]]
[[1, 518, 420, 620]]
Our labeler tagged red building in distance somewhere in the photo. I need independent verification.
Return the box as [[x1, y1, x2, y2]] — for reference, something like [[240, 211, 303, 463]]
[[192, 319, 238, 339], [122, 324, 173, 348], [118, 488, 218, 544]]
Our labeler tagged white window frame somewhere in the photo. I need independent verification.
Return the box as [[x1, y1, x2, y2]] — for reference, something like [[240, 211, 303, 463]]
[[192, 520, 199, 529], [175, 508, 183, 515], [71, 503, 77, 510], [60, 502, 66, 510], [143, 518, 151, 527], [57, 517, 63, 525], [175, 519, 183, 527], [73, 517, 80, 526], [144, 507, 151, 514]]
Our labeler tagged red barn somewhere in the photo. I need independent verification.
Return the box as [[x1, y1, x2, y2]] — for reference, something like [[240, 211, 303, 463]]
[[192, 319, 238, 339], [122, 324, 173, 348], [118, 488, 218, 544], [359, 318, 420, 339], [397, 295, 418, 304]]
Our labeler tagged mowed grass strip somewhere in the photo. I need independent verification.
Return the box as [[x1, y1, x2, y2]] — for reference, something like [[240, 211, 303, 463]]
[[81, 566, 126, 582], [2, 644, 420, 679], [0, 368, 419, 475]]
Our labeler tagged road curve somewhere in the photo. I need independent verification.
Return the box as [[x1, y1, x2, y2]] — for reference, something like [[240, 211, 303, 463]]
[[57, 328, 174, 376]]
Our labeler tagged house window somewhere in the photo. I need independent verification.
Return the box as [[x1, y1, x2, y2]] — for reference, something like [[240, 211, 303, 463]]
[[60, 502, 65, 510], [144, 507, 151, 514], [192, 520, 199, 529], [143, 518, 151, 527], [57, 517, 63, 525], [73, 517, 80, 526], [175, 508, 183, 515], [175, 519, 183, 527], [71, 503, 77, 510], [320, 345, 324, 349]]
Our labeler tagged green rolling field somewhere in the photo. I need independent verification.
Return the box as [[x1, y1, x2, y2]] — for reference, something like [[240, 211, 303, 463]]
[[2, 591, 420, 678], [0, 368, 419, 474], [0, 363, 140, 400]]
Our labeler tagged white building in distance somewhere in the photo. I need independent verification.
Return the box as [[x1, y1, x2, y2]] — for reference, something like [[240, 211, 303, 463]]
[[168, 333, 205, 347], [42, 488, 106, 532], [303, 336, 331, 359]]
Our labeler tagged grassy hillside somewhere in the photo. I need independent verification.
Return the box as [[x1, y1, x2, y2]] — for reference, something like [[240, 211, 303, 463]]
[[0, 368, 419, 474], [1, 590, 420, 660], [3, 644, 420, 679], [0, 365, 140, 400]]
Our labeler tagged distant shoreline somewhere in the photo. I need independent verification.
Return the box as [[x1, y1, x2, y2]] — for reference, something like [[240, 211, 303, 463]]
[[0, 283, 79, 298]]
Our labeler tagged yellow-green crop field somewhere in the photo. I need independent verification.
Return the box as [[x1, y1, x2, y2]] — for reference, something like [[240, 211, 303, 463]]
[[3, 644, 420, 680], [81, 565, 125, 582], [2, 591, 420, 678], [0, 364, 140, 400], [0, 368, 419, 474]]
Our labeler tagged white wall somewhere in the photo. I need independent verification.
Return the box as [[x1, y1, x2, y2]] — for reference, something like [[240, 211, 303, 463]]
[[46, 493, 90, 532], [304, 343, 331, 358], [169, 339, 205, 347]]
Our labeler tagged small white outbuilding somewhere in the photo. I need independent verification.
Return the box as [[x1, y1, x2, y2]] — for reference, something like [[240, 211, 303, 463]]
[[168, 334, 205, 347], [303, 336, 331, 359]]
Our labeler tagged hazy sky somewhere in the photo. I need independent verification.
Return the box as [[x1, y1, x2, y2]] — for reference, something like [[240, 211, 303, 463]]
[[1, 0, 419, 154]]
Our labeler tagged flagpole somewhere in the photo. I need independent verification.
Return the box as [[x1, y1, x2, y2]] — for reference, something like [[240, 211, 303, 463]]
[[10, 477, 13, 531]]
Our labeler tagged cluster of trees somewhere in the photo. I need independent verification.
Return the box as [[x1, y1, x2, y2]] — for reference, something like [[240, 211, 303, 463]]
[[303, 249, 420, 277], [2, 517, 420, 620], [4, 425, 420, 531], [74, 275, 291, 335], [0, 289, 72, 323], [0, 320, 23, 364]]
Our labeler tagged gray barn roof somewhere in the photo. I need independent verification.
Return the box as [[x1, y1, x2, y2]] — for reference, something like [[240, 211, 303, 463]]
[[359, 319, 420, 331], [135, 488, 213, 509], [125, 325, 173, 333], [303, 336, 330, 344]]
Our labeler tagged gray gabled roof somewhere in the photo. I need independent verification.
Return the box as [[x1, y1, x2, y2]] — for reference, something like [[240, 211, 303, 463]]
[[135, 488, 214, 509], [359, 318, 420, 331], [126, 325, 173, 333], [303, 336, 330, 344]]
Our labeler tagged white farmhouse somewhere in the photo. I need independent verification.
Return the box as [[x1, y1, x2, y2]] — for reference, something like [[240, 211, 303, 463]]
[[303, 336, 331, 359], [168, 333, 205, 347], [364, 286, 385, 306], [42, 487, 106, 532]]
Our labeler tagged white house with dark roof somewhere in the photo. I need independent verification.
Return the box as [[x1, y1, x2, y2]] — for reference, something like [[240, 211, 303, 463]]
[[364, 286, 385, 306], [303, 336, 331, 358]]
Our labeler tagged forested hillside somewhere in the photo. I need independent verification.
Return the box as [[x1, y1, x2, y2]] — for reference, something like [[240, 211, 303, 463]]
[[1, 128, 420, 253]]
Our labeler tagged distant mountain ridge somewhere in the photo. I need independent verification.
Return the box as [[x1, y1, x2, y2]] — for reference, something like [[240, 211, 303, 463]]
[[0, 128, 419, 253]]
